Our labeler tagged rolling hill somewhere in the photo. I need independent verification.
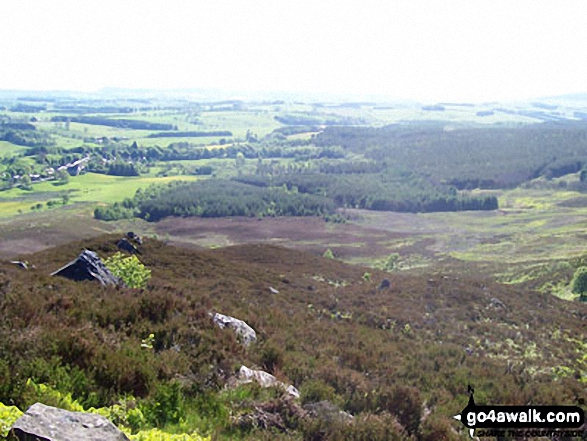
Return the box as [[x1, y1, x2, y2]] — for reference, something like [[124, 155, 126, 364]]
[[0, 235, 586, 439]]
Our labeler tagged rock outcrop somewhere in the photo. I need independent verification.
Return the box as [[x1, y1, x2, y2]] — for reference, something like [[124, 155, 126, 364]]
[[127, 232, 143, 245], [212, 312, 257, 346], [9, 260, 29, 270], [9, 402, 129, 441], [116, 238, 140, 255], [51, 250, 121, 286], [235, 365, 300, 398]]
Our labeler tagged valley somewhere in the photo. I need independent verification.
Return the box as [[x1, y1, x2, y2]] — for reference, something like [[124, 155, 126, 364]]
[[1, 90, 587, 440]]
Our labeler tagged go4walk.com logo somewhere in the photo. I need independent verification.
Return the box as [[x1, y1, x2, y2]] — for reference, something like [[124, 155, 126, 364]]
[[454, 386, 585, 438]]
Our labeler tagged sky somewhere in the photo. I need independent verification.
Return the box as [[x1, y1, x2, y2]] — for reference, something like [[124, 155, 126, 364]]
[[0, 0, 586, 102]]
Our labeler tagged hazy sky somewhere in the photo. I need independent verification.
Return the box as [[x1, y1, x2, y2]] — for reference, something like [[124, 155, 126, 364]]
[[1, 0, 585, 102]]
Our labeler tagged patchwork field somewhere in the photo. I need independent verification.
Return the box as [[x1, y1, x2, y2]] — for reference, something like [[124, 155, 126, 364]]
[[2, 92, 587, 297], [0, 173, 202, 217], [2, 183, 587, 286], [2, 91, 587, 440]]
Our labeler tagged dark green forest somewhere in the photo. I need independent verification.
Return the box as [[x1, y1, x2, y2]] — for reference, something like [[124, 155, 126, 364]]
[[313, 123, 587, 188], [94, 173, 497, 222], [50, 116, 177, 131], [94, 180, 335, 221], [0, 122, 53, 147], [235, 173, 498, 213]]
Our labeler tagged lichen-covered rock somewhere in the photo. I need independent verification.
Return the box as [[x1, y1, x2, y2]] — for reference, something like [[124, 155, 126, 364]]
[[212, 313, 257, 346], [10, 402, 129, 441]]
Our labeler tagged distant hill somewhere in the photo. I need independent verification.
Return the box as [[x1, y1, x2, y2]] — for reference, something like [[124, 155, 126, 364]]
[[537, 92, 587, 104]]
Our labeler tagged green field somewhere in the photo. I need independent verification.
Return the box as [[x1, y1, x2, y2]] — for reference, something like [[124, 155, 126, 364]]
[[0, 140, 27, 157], [3, 92, 587, 284], [0, 173, 202, 217]]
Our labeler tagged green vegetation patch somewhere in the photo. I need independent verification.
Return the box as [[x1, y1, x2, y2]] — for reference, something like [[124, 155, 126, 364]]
[[0, 402, 22, 437], [0, 141, 26, 157], [0, 174, 203, 217], [95, 179, 335, 221], [315, 123, 587, 189], [236, 172, 498, 213]]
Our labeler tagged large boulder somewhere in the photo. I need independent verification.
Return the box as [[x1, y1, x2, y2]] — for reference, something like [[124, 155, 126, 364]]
[[9, 402, 129, 441], [51, 250, 121, 286], [212, 312, 257, 346], [236, 365, 300, 398]]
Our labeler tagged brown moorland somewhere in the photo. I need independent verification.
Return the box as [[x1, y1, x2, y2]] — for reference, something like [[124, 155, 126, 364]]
[[0, 235, 585, 439]]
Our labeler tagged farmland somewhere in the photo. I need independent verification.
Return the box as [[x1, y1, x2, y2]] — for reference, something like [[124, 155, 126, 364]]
[[2, 90, 587, 280], [2, 89, 587, 439]]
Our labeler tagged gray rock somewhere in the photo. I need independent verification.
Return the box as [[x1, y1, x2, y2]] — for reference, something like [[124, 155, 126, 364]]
[[127, 232, 143, 245], [212, 312, 257, 346], [10, 402, 129, 441], [116, 238, 140, 255], [378, 278, 391, 290], [490, 297, 506, 309], [10, 261, 29, 270], [51, 250, 122, 286], [236, 365, 300, 399]]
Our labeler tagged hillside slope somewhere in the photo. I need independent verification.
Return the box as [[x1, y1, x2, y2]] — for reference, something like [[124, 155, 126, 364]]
[[0, 236, 585, 439]]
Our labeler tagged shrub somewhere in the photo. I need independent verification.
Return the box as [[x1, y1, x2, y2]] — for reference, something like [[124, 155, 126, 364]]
[[91, 400, 147, 433], [259, 343, 284, 375], [140, 381, 185, 427], [0, 360, 13, 404], [571, 266, 587, 299], [104, 252, 151, 288], [382, 253, 400, 271], [375, 385, 422, 436], [300, 379, 338, 405], [21, 379, 84, 412], [0, 402, 23, 438], [20, 361, 98, 409], [92, 342, 157, 399], [345, 412, 409, 441], [420, 415, 461, 441], [301, 411, 408, 441]]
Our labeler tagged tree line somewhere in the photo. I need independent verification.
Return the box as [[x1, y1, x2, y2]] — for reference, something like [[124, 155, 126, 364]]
[[147, 131, 232, 138], [236, 173, 498, 213], [50, 116, 176, 131], [313, 122, 587, 189], [94, 179, 335, 221]]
